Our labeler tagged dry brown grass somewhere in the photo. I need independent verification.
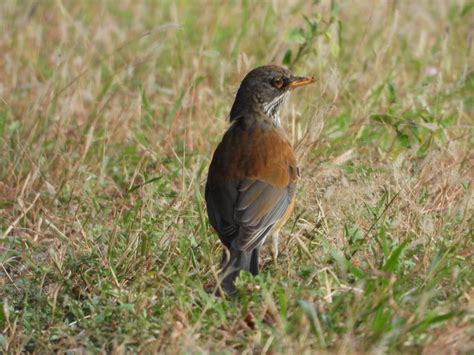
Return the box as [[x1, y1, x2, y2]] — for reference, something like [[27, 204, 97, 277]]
[[1, 0, 473, 353]]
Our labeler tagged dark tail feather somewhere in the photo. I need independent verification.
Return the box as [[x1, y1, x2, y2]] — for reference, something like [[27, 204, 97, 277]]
[[218, 247, 259, 295], [250, 247, 259, 276]]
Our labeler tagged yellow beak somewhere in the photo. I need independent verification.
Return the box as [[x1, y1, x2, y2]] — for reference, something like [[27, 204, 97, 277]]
[[288, 76, 316, 89]]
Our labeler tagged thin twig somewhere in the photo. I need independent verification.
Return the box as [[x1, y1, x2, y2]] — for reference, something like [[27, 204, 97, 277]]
[[2, 193, 41, 239]]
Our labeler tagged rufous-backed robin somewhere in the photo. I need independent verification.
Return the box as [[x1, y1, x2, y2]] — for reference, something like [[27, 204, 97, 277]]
[[205, 65, 315, 295]]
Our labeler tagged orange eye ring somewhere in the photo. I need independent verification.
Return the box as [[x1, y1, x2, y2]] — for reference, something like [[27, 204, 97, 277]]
[[272, 77, 284, 89]]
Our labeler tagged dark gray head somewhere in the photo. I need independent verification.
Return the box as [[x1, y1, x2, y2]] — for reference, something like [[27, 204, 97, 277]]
[[229, 65, 315, 126]]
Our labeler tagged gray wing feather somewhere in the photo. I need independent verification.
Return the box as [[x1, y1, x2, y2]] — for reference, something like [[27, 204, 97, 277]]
[[206, 179, 296, 251], [234, 180, 295, 251]]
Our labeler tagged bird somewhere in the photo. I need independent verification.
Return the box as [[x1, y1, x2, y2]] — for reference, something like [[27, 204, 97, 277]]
[[205, 65, 315, 295]]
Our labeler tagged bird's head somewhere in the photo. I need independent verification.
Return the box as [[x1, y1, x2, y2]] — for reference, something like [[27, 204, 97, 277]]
[[229, 65, 315, 126]]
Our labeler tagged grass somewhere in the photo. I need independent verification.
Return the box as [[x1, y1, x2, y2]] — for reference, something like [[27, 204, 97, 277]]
[[0, 0, 473, 353]]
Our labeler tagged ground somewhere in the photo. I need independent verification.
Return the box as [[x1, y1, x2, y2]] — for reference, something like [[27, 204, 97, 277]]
[[0, 0, 473, 353]]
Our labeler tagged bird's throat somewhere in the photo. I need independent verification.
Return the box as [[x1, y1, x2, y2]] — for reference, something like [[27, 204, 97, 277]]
[[262, 91, 290, 127]]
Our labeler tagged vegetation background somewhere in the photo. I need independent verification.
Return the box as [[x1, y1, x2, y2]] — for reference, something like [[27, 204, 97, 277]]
[[1, 0, 473, 353]]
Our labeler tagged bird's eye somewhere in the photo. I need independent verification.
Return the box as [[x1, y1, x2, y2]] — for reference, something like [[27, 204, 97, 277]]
[[272, 77, 284, 89]]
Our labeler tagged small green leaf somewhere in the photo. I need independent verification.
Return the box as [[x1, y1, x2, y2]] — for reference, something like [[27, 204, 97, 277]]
[[119, 303, 135, 311], [140, 86, 153, 126], [298, 300, 317, 332], [387, 83, 396, 103], [303, 16, 318, 35], [331, 1, 340, 17], [410, 311, 462, 332], [382, 239, 409, 272], [285, 28, 306, 44], [372, 307, 391, 334], [396, 132, 410, 148], [332, 251, 365, 279], [461, 2, 474, 17], [8, 121, 20, 133], [330, 41, 340, 58], [0, 302, 7, 328], [278, 287, 287, 318], [0, 111, 7, 136], [297, 300, 327, 348], [282, 49, 292, 65], [346, 225, 363, 243]]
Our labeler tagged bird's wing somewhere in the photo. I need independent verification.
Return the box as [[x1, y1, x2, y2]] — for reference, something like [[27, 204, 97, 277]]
[[205, 180, 239, 248], [233, 178, 296, 251]]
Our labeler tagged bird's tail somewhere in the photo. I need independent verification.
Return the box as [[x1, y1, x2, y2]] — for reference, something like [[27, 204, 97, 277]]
[[218, 247, 259, 295]]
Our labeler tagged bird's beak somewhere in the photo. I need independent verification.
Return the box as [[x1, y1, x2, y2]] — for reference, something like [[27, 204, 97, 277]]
[[288, 76, 316, 89]]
